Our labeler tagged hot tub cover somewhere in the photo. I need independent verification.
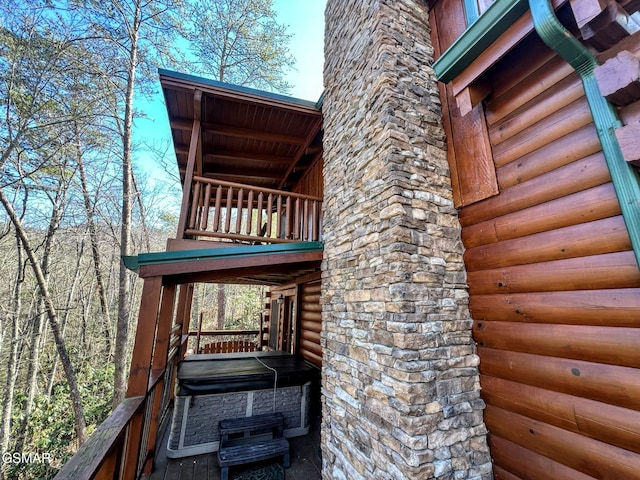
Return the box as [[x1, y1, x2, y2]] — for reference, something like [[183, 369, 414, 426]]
[[177, 352, 317, 395]]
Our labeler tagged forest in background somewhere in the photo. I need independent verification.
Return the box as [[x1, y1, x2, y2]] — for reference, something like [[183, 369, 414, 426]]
[[0, 0, 294, 478]]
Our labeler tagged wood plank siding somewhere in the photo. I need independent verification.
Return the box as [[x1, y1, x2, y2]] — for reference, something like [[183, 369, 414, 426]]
[[431, 2, 640, 479]]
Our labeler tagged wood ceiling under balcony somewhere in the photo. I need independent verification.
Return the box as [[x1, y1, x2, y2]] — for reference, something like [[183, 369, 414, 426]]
[[159, 69, 323, 192]]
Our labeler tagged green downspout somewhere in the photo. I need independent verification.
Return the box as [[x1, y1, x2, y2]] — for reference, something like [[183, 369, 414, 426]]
[[529, 0, 640, 268]]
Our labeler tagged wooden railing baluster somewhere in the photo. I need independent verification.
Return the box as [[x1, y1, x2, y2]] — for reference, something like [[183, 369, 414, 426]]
[[183, 178, 322, 244], [225, 187, 233, 233], [277, 195, 283, 238], [189, 182, 201, 229], [266, 193, 273, 238], [235, 188, 244, 234], [202, 183, 212, 230], [213, 185, 222, 231], [257, 192, 264, 236], [246, 190, 254, 235]]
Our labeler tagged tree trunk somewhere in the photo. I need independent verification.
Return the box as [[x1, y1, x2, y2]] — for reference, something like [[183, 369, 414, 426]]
[[113, 1, 141, 409], [46, 238, 85, 398], [75, 127, 113, 359], [14, 302, 44, 455], [0, 187, 87, 444], [217, 284, 226, 330], [1, 232, 24, 455]]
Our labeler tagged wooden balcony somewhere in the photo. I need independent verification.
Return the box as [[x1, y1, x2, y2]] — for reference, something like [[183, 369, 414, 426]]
[[176, 178, 323, 248]]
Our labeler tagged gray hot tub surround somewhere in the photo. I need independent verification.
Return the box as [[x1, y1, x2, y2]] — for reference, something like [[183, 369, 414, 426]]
[[167, 351, 316, 458]]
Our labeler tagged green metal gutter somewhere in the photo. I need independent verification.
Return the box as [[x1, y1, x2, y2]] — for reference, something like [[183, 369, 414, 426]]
[[530, 0, 640, 267], [123, 241, 324, 272], [433, 0, 529, 82]]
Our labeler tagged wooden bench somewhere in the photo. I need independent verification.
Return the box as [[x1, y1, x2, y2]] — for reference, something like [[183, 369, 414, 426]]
[[217, 413, 289, 480], [217, 437, 290, 480], [219, 412, 284, 443]]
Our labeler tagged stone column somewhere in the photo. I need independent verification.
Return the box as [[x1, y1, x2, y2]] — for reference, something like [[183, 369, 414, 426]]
[[321, 0, 493, 479]]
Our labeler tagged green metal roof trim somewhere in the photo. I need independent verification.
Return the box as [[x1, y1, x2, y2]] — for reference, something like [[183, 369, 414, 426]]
[[433, 0, 529, 83], [530, 0, 640, 268], [158, 68, 323, 110], [123, 241, 324, 272]]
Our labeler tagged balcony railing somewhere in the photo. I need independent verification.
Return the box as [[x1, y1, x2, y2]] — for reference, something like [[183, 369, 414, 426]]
[[182, 178, 323, 244], [188, 328, 260, 354]]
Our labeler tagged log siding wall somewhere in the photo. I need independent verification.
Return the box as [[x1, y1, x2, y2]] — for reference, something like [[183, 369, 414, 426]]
[[432, 3, 640, 477]]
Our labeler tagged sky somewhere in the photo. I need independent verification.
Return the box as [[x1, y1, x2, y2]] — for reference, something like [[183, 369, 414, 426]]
[[133, 0, 326, 193]]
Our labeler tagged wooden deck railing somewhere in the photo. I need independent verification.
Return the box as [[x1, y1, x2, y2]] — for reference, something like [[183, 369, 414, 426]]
[[54, 283, 185, 480], [189, 329, 260, 354], [183, 178, 323, 244], [52, 368, 172, 480]]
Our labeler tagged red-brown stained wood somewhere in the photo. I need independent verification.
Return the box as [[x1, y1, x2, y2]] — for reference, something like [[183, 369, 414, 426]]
[[492, 465, 524, 480], [569, 0, 609, 29], [298, 280, 322, 366], [430, 0, 498, 207], [467, 250, 640, 294], [478, 347, 640, 410], [464, 216, 631, 271], [581, 1, 640, 52], [459, 154, 611, 227], [491, 98, 593, 168], [475, 321, 640, 367], [462, 183, 621, 248], [594, 50, 640, 105], [489, 435, 598, 480], [489, 73, 584, 146], [300, 338, 322, 357], [482, 375, 640, 454], [469, 289, 640, 326], [450, 0, 565, 101], [488, 57, 575, 126], [485, 405, 640, 479], [127, 277, 163, 397], [615, 120, 640, 166], [496, 127, 602, 189]]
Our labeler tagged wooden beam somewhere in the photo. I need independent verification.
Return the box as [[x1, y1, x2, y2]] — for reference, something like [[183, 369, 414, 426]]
[[203, 167, 286, 181], [581, 1, 640, 51], [204, 150, 295, 166], [615, 119, 640, 166], [162, 260, 322, 286], [176, 115, 201, 239], [569, 0, 609, 29], [594, 50, 640, 105], [455, 78, 492, 116], [278, 117, 322, 189], [170, 119, 308, 145], [140, 249, 322, 278], [194, 90, 203, 176]]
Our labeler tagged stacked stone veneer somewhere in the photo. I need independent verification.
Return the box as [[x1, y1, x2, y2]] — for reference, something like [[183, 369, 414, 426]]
[[321, 0, 493, 479]]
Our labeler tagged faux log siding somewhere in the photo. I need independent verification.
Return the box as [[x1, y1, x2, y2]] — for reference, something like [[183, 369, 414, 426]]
[[298, 280, 322, 367], [452, 25, 640, 479]]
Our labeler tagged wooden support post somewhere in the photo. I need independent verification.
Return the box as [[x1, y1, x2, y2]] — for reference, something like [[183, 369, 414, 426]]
[[123, 276, 163, 480], [594, 50, 640, 106], [176, 91, 202, 239], [142, 283, 176, 476]]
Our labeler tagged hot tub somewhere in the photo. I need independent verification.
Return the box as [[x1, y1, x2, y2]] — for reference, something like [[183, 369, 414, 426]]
[[167, 351, 317, 458]]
